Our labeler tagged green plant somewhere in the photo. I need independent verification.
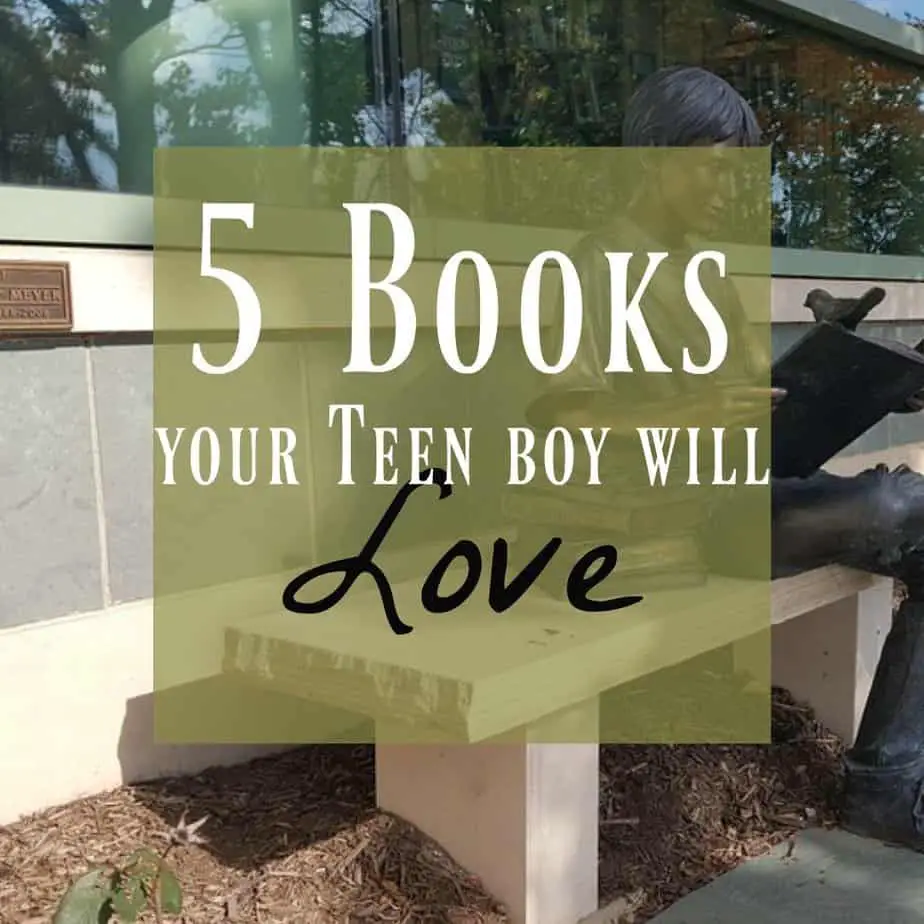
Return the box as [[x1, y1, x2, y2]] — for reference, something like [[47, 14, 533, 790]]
[[52, 812, 208, 924]]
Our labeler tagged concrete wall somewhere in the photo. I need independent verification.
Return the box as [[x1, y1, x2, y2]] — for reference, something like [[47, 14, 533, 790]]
[[4, 308, 924, 633], [0, 336, 151, 628]]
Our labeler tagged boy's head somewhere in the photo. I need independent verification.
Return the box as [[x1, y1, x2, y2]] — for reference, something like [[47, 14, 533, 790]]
[[623, 66, 762, 235], [623, 65, 761, 148]]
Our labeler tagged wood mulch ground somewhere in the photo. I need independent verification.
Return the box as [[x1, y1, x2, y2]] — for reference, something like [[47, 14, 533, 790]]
[[0, 684, 846, 924], [598, 685, 844, 921]]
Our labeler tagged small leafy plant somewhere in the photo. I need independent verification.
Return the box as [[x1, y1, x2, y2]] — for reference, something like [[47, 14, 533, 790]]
[[52, 812, 207, 924]]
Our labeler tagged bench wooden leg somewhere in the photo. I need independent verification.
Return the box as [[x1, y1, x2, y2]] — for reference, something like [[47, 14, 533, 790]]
[[375, 698, 600, 924], [769, 577, 893, 744], [732, 627, 771, 694]]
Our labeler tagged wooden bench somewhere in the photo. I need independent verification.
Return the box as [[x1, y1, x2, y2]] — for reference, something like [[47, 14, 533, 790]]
[[224, 564, 893, 924]]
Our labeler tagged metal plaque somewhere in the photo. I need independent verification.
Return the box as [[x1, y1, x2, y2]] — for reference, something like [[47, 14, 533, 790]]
[[0, 261, 73, 333]]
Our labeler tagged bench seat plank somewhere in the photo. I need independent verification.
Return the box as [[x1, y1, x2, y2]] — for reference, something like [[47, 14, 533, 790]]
[[771, 565, 889, 624], [225, 572, 768, 744]]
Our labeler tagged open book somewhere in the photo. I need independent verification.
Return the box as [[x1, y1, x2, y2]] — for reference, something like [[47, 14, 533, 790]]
[[771, 321, 924, 478]]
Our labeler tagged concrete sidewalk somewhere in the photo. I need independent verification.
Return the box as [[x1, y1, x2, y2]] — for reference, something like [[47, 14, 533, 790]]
[[644, 827, 924, 924]]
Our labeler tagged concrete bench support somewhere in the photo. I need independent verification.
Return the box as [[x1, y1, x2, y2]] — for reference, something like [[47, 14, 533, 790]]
[[738, 567, 894, 744], [769, 578, 893, 744], [376, 698, 600, 924]]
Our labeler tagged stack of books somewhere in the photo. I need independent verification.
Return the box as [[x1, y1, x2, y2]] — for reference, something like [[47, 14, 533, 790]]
[[502, 474, 712, 601]]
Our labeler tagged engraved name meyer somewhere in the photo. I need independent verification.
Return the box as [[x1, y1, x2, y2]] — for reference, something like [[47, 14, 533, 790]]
[[0, 261, 73, 332]]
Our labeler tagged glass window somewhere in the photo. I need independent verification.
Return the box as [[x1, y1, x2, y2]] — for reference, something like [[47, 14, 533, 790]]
[[390, 0, 924, 257], [3, 0, 923, 258], [855, 0, 921, 19], [0, 0, 384, 193]]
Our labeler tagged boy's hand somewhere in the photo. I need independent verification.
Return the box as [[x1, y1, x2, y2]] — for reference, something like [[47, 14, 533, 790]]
[[692, 384, 786, 427], [895, 390, 924, 414]]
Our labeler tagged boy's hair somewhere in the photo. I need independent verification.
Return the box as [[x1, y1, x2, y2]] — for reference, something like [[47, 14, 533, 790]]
[[622, 65, 761, 147]]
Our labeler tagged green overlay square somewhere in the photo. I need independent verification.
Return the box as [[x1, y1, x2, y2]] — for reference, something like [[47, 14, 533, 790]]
[[153, 147, 772, 746]]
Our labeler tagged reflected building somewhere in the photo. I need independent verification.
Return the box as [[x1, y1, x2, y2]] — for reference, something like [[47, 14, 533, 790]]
[[0, 0, 922, 254]]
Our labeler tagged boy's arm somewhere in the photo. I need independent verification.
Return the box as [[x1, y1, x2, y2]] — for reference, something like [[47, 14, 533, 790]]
[[526, 237, 776, 434]]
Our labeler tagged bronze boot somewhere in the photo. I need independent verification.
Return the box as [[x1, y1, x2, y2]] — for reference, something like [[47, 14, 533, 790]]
[[842, 592, 924, 849]]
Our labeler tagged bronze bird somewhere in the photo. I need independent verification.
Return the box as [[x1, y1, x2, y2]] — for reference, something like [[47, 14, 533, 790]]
[[804, 286, 886, 331]]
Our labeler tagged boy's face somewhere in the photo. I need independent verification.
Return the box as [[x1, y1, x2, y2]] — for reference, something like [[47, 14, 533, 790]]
[[654, 138, 738, 236]]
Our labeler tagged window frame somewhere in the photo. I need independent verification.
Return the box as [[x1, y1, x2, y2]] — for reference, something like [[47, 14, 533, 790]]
[[0, 0, 922, 282]]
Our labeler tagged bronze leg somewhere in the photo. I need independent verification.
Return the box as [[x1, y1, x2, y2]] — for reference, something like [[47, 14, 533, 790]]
[[776, 466, 924, 847], [707, 464, 924, 848]]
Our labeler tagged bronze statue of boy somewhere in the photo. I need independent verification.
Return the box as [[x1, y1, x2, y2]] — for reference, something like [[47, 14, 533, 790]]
[[526, 64, 924, 850]]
